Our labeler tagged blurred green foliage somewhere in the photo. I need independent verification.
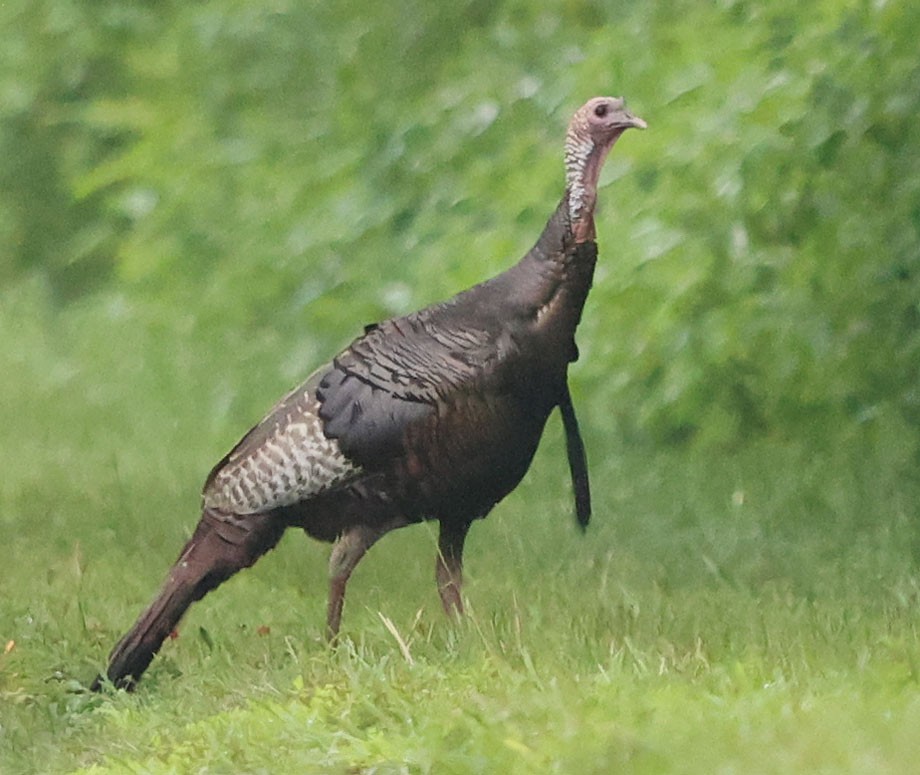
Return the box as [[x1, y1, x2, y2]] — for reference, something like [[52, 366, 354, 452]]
[[1, 0, 918, 452], [2, 8, 919, 769]]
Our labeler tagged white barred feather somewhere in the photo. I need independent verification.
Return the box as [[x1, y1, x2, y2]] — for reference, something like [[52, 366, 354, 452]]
[[204, 389, 359, 515]]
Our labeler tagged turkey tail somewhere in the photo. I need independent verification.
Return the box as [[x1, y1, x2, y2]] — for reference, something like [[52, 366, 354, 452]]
[[559, 384, 591, 530], [91, 509, 285, 691]]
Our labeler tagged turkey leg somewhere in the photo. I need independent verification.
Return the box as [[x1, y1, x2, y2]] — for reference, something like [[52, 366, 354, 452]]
[[436, 519, 471, 617], [326, 521, 402, 641]]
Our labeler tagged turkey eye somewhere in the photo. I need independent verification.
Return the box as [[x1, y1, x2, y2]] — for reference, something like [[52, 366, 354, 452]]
[[594, 103, 608, 117]]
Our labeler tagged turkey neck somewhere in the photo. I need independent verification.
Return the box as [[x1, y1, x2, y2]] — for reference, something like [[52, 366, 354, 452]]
[[512, 126, 628, 352], [493, 193, 596, 379], [566, 126, 625, 243], [506, 121, 624, 359]]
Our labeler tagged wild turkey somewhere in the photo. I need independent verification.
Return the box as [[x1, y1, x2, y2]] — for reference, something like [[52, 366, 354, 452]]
[[92, 96, 645, 690]]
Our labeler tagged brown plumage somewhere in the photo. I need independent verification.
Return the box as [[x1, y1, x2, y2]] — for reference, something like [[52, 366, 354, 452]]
[[92, 96, 645, 690]]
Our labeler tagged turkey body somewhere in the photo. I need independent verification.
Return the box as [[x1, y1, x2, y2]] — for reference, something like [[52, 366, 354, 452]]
[[207, 202, 593, 538], [93, 96, 645, 690]]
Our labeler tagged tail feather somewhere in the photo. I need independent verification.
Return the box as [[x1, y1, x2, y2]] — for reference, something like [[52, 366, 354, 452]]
[[92, 509, 285, 691], [94, 571, 198, 690]]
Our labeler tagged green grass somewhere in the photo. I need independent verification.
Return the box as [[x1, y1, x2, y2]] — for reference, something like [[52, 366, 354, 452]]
[[3, 2, 919, 771], [2, 277, 919, 774]]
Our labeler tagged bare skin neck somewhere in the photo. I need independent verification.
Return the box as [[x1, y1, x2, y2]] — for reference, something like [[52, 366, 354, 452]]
[[565, 129, 623, 243]]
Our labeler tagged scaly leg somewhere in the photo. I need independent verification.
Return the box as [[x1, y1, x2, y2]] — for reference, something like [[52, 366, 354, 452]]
[[326, 521, 401, 641], [436, 519, 471, 617]]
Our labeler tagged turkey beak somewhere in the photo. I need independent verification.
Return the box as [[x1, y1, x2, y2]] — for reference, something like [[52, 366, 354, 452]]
[[627, 114, 647, 130], [619, 110, 647, 131]]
